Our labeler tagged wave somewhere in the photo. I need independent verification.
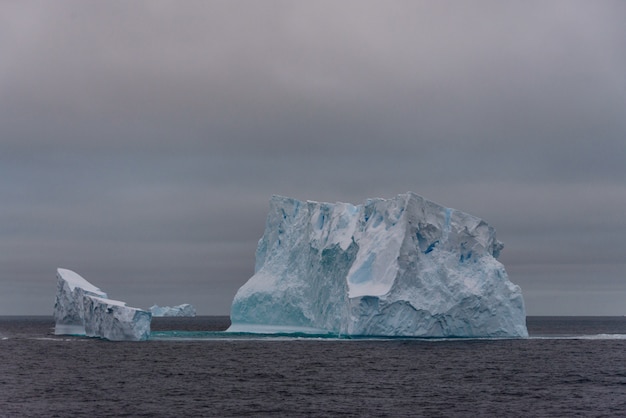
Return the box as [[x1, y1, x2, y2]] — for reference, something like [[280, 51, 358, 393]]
[[531, 334, 626, 340], [3, 332, 622, 342]]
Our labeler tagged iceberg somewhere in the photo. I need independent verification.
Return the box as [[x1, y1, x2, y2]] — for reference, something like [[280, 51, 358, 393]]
[[149, 304, 197, 317], [53, 268, 151, 341], [229, 192, 528, 338]]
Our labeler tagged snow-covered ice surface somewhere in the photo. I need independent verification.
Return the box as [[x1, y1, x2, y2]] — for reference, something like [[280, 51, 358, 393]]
[[53, 268, 151, 341], [229, 193, 528, 338], [150, 304, 197, 317]]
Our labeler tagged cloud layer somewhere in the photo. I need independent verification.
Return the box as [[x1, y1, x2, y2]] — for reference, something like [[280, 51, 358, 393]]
[[1, 1, 625, 314]]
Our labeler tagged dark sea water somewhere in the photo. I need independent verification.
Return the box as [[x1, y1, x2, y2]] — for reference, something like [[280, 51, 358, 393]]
[[1, 316, 625, 417]]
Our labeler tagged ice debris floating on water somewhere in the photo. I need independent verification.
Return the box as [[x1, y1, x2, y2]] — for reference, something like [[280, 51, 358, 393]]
[[229, 192, 528, 338], [53, 268, 151, 341], [150, 303, 197, 317]]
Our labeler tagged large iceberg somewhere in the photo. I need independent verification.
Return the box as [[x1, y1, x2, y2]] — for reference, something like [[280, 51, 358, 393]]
[[229, 193, 528, 337], [53, 268, 151, 341], [149, 304, 197, 317]]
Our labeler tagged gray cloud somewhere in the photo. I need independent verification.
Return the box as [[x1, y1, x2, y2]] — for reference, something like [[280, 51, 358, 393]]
[[1, 1, 625, 315]]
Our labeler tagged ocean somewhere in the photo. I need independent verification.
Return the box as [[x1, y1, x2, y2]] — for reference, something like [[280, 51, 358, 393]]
[[1, 316, 625, 417]]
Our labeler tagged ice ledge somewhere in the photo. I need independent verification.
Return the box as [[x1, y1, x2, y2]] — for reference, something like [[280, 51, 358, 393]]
[[226, 323, 333, 335]]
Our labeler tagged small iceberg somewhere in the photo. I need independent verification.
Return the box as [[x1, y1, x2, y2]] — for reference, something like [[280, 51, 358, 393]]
[[53, 268, 151, 341]]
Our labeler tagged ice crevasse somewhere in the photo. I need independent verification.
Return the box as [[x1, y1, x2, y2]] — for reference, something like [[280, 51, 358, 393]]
[[53, 268, 151, 341], [229, 192, 528, 338]]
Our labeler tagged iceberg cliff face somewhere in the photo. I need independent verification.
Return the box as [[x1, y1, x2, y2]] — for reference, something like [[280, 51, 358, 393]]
[[53, 268, 108, 336], [150, 304, 197, 317], [229, 193, 528, 337], [54, 268, 151, 341], [83, 296, 151, 341]]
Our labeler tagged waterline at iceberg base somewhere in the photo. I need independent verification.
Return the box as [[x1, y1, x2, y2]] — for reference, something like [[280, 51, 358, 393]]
[[228, 192, 528, 338]]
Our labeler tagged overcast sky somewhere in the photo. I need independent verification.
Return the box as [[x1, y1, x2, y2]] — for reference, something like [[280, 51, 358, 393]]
[[1, 1, 625, 316]]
